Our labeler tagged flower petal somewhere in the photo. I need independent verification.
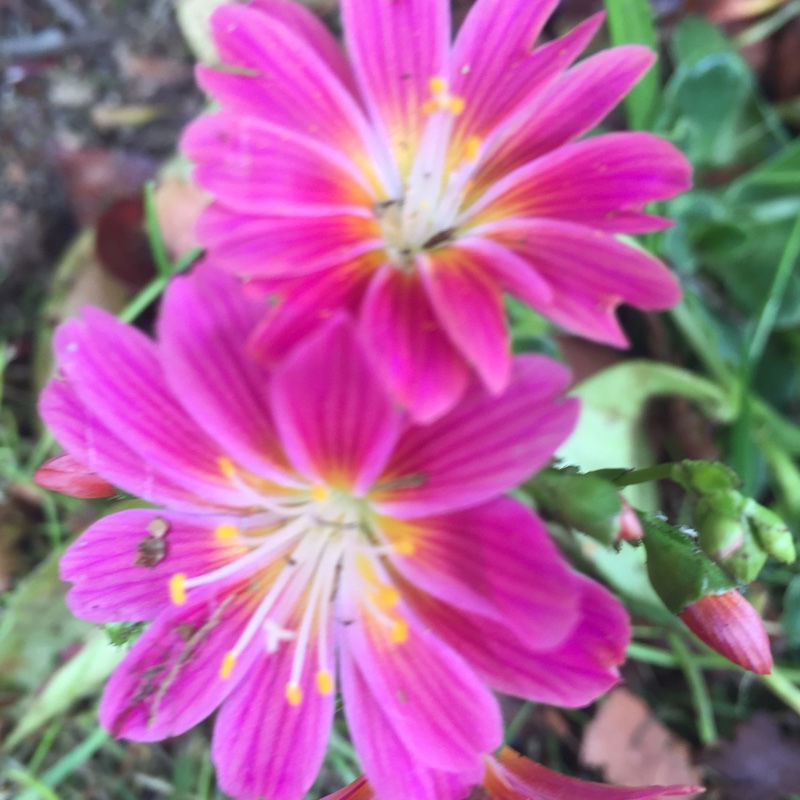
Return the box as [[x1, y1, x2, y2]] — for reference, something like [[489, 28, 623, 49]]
[[373, 355, 578, 517], [158, 268, 293, 483], [197, 5, 383, 184], [269, 315, 402, 493], [339, 646, 481, 800], [341, 604, 502, 772], [198, 206, 381, 278], [212, 614, 334, 800], [359, 266, 470, 423], [39, 378, 209, 511], [480, 46, 657, 186], [340, 0, 450, 177], [183, 112, 376, 217], [34, 452, 115, 499], [381, 498, 580, 650], [99, 582, 262, 741], [53, 310, 248, 508], [61, 509, 248, 623], [419, 248, 510, 394], [469, 133, 692, 231]]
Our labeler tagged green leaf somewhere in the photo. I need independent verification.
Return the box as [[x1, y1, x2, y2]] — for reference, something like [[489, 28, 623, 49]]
[[781, 575, 800, 647], [603, 0, 660, 130]]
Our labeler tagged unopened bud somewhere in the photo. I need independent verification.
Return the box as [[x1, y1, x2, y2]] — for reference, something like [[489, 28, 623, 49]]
[[680, 590, 772, 675], [747, 501, 796, 564], [616, 498, 644, 541], [34, 453, 116, 499]]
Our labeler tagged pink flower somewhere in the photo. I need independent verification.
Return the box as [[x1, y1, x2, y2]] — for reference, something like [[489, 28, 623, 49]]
[[182, 0, 691, 421], [324, 747, 703, 800], [41, 268, 630, 800]]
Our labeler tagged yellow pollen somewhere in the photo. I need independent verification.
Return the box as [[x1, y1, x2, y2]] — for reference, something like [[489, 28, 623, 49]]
[[286, 681, 303, 706], [421, 99, 439, 115], [169, 573, 187, 606], [391, 617, 409, 644], [464, 136, 482, 162], [215, 523, 239, 541], [394, 539, 416, 556], [310, 485, 330, 503], [375, 583, 401, 609], [447, 95, 465, 115], [429, 76, 447, 95], [220, 651, 237, 679], [316, 669, 334, 695], [356, 552, 378, 583], [218, 457, 236, 479]]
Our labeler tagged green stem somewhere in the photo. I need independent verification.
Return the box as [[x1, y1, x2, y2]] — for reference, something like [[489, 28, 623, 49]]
[[734, 0, 800, 48], [669, 634, 718, 744], [760, 669, 800, 717]]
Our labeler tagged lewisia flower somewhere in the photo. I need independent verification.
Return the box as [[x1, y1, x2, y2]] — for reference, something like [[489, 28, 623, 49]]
[[324, 747, 702, 800], [183, 0, 692, 421], [41, 268, 630, 800]]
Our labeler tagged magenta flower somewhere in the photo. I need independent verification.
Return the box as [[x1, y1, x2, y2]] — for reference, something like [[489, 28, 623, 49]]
[[325, 747, 702, 800], [41, 268, 629, 800], [182, 0, 692, 421]]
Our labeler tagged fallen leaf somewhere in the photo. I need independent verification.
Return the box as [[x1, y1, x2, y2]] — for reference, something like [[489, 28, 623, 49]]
[[705, 713, 800, 800], [580, 688, 703, 796]]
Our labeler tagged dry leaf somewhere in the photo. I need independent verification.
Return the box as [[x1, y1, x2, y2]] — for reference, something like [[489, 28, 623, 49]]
[[580, 688, 703, 797]]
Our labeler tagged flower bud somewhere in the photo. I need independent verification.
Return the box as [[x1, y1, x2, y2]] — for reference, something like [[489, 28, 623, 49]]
[[34, 453, 116, 499], [747, 501, 796, 564], [617, 498, 644, 542], [679, 590, 772, 675]]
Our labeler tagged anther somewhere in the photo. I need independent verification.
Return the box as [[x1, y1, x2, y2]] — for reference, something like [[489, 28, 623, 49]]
[[220, 650, 237, 679], [169, 573, 187, 605], [316, 669, 334, 695], [394, 539, 416, 556], [215, 523, 239, 541], [391, 617, 409, 643], [286, 681, 304, 706], [429, 76, 447, 95], [219, 457, 236, 479], [310, 485, 330, 503], [375, 584, 401, 609], [464, 136, 482, 163]]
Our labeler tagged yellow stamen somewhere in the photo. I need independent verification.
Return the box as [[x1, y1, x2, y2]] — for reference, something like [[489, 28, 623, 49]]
[[310, 485, 330, 503], [356, 552, 378, 583], [421, 99, 439, 115], [375, 584, 401, 610], [394, 539, 416, 556], [286, 681, 303, 706], [429, 76, 448, 95], [316, 669, 334, 695], [220, 651, 237, 679], [464, 136, 482, 163], [169, 573, 187, 606], [215, 523, 239, 541], [218, 457, 236, 479], [391, 617, 409, 644], [447, 95, 465, 115]]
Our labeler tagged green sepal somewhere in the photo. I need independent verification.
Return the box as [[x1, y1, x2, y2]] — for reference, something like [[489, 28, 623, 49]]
[[747, 500, 797, 564], [525, 468, 622, 546], [672, 460, 741, 494], [638, 512, 737, 614], [103, 621, 146, 648]]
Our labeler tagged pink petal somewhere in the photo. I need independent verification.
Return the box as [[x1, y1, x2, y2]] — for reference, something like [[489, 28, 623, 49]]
[[451, 6, 603, 150], [197, 6, 381, 182], [34, 452, 115, 499], [53, 310, 249, 508], [478, 219, 682, 338], [481, 46, 656, 185], [248, 263, 375, 363], [419, 248, 510, 394], [182, 112, 376, 217], [39, 378, 211, 512], [383, 498, 580, 650], [469, 133, 692, 231], [340, 0, 449, 176], [372, 355, 578, 517], [248, 0, 359, 96], [341, 605, 502, 772], [197, 205, 381, 279], [61, 509, 248, 623], [158, 268, 294, 483], [269, 315, 402, 493], [492, 749, 703, 799], [99, 582, 262, 741], [339, 646, 481, 800], [359, 266, 470, 423], [212, 616, 334, 800], [408, 575, 629, 708]]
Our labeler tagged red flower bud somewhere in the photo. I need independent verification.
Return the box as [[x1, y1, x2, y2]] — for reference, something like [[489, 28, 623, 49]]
[[679, 590, 772, 675], [617, 498, 644, 542], [34, 453, 116, 499]]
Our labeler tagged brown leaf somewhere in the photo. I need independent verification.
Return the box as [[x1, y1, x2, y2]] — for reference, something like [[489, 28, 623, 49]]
[[705, 713, 800, 800], [580, 689, 703, 797]]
